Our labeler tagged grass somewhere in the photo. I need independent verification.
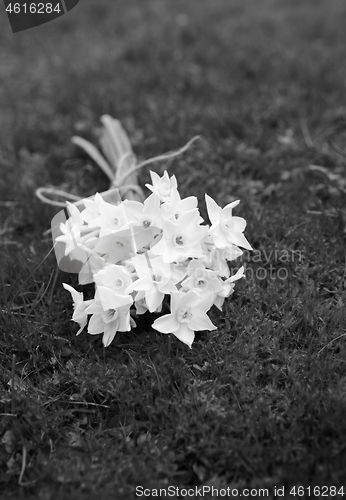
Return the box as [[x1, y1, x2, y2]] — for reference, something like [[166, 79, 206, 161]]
[[1, 0, 346, 498]]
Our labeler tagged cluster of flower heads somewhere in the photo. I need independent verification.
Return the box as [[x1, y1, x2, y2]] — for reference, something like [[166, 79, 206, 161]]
[[57, 171, 252, 348]]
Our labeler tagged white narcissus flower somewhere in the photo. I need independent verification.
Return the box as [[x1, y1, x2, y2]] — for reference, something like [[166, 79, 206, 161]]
[[62, 283, 93, 335], [127, 254, 179, 312], [214, 266, 245, 310], [55, 202, 99, 262], [205, 194, 252, 250], [123, 193, 162, 229], [80, 193, 103, 227], [56, 202, 84, 257], [145, 170, 178, 202], [160, 187, 203, 223], [94, 264, 133, 298], [122, 193, 162, 251], [151, 209, 208, 263], [181, 259, 224, 309], [91, 196, 133, 237], [85, 286, 132, 347], [152, 290, 217, 348]]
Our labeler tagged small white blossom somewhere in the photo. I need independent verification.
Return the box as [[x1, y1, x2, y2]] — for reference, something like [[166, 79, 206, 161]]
[[152, 290, 217, 348], [205, 194, 252, 250], [62, 283, 93, 335], [145, 170, 178, 203]]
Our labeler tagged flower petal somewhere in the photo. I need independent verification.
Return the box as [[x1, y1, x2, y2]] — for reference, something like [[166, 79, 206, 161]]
[[145, 289, 164, 313], [84, 300, 103, 315], [209, 224, 228, 248], [88, 314, 104, 334], [229, 216, 247, 233], [62, 283, 82, 304], [173, 324, 195, 348], [222, 200, 240, 218], [97, 286, 133, 310], [205, 194, 222, 225], [152, 314, 180, 333], [189, 310, 217, 331], [127, 276, 152, 293], [103, 320, 118, 347], [226, 231, 252, 250]]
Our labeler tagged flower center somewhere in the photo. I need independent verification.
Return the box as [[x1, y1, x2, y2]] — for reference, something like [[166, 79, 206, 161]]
[[222, 218, 234, 232], [152, 274, 162, 283], [142, 220, 151, 228], [161, 181, 171, 196], [177, 307, 192, 323], [102, 308, 118, 323], [175, 235, 184, 246], [114, 278, 124, 289], [114, 240, 124, 249], [195, 278, 208, 291]]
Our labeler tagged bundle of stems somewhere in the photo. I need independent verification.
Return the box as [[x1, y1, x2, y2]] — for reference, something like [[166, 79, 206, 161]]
[[36, 115, 199, 208]]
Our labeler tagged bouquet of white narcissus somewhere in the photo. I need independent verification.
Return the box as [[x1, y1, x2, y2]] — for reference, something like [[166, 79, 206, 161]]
[[58, 170, 252, 348]]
